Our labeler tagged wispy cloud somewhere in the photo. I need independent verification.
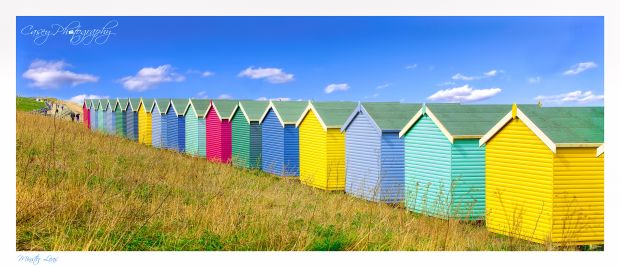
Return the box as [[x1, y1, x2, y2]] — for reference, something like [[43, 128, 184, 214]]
[[196, 91, 208, 98], [437, 81, 456, 86], [364, 93, 380, 99], [452, 70, 501, 81], [121, 64, 185, 91], [69, 94, 108, 103], [256, 96, 291, 101], [324, 83, 350, 94], [22, 60, 98, 89], [202, 71, 214, 77], [405, 64, 417, 70], [218, 94, 233, 99], [451, 73, 479, 81], [535, 90, 603, 104], [483, 70, 498, 77], [238, 67, 294, 84], [376, 83, 392, 90], [528, 76, 541, 84], [563, 62, 597, 75], [428, 84, 502, 103]]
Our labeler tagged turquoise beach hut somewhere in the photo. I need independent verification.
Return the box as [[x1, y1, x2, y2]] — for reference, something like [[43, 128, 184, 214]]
[[398, 103, 511, 220]]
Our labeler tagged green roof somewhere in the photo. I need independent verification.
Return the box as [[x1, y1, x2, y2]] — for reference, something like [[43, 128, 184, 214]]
[[84, 99, 91, 107], [310, 101, 358, 128], [141, 98, 154, 113], [152, 98, 170, 114], [519, 105, 604, 144], [270, 101, 307, 124], [188, 99, 211, 117], [239, 100, 270, 121], [102, 99, 112, 111], [116, 98, 129, 111], [363, 102, 423, 131], [426, 103, 512, 136], [170, 98, 190, 115], [128, 98, 141, 111], [211, 99, 238, 119]]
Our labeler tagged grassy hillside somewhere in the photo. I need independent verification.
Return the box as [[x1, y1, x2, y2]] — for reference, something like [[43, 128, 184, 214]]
[[17, 97, 46, 112], [16, 111, 548, 251]]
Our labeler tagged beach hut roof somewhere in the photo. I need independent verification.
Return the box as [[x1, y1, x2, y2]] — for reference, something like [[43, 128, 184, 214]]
[[115, 98, 129, 111], [480, 104, 604, 155], [259, 100, 307, 126], [150, 98, 170, 114], [296, 101, 357, 129], [168, 98, 190, 116], [128, 98, 141, 112], [101, 99, 112, 111], [140, 98, 154, 113], [183, 99, 211, 118], [88, 99, 97, 109], [231, 100, 270, 123], [83, 99, 91, 108], [342, 102, 422, 133], [399, 103, 512, 142], [206, 99, 238, 120]]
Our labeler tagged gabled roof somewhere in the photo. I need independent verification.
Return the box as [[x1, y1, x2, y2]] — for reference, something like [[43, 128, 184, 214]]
[[341, 102, 422, 133], [168, 98, 190, 116], [259, 100, 307, 126], [480, 104, 604, 155], [399, 103, 512, 142], [115, 98, 129, 111], [95, 99, 104, 110], [231, 100, 270, 123], [128, 98, 141, 112], [296, 101, 357, 130], [206, 99, 238, 120], [83, 99, 91, 108], [139, 98, 154, 113], [151, 98, 170, 114], [101, 99, 112, 111], [183, 99, 211, 118], [88, 99, 97, 109]]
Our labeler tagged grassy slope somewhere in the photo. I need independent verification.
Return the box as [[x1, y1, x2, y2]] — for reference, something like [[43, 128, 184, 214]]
[[16, 112, 546, 251], [17, 97, 46, 112]]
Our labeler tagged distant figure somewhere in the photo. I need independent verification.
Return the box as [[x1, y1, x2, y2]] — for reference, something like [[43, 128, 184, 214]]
[[70, 113, 75, 122], [76, 113, 80, 122]]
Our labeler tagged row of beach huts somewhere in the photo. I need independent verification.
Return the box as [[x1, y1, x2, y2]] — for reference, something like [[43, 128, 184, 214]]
[[81, 98, 604, 245]]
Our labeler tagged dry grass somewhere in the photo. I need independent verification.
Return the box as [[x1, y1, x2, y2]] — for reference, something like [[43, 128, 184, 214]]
[[16, 111, 546, 251]]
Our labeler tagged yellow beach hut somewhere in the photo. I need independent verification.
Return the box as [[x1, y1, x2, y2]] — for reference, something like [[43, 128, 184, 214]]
[[296, 101, 357, 190], [138, 98, 154, 145], [479, 104, 604, 245]]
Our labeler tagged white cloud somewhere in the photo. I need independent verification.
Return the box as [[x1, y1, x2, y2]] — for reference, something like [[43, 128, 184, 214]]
[[484, 70, 498, 77], [218, 94, 233, 99], [202, 71, 214, 77], [535, 90, 603, 104], [196, 91, 208, 98], [324, 83, 350, 94], [121, 64, 185, 91], [438, 81, 456, 86], [238, 67, 294, 84], [365, 93, 380, 99], [528, 76, 541, 84], [69, 94, 108, 104], [22, 60, 98, 89], [563, 62, 597, 75], [428, 84, 502, 103], [376, 83, 391, 90], [405, 64, 417, 70], [256, 96, 291, 101], [451, 73, 479, 81]]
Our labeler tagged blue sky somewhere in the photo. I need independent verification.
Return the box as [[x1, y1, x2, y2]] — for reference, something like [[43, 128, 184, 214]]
[[16, 16, 604, 105]]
